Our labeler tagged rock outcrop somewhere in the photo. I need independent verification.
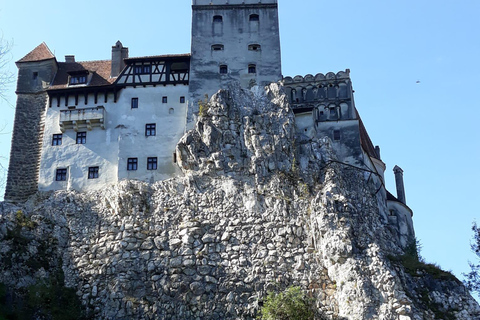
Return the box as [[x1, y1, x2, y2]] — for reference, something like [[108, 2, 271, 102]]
[[1, 83, 479, 319]]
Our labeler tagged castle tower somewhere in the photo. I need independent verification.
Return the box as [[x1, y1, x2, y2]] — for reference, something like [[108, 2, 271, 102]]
[[188, 0, 282, 125], [4, 43, 57, 202]]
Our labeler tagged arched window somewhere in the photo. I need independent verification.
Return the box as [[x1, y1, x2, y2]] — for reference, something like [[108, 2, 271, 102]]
[[248, 44, 261, 51], [213, 15, 223, 23], [211, 44, 224, 51], [249, 14, 259, 22], [219, 65, 228, 74], [248, 64, 256, 74]]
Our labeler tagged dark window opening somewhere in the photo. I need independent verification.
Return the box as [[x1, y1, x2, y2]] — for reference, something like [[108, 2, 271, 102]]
[[52, 134, 62, 146], [162, 96, 168, 103], [131, 98, 139, 109], [248, 44, 261, 51], [173, 152, 177, 163], [56, 168, 67, 181], [33, 72, 38, 80], [70, 75, 87, 85], [330, 108, 337, 117], [212, 44, 224, 51], [134, 65, 151, 74], [76, 132, 86, 144], [145, 123, 156, 136], [88, 166, 99, 179], [248, 64, 257, 74], [249, 14, 259, 22], [333, 130, 341, 141], [127, 158, 138, 171], [180, 96, 185, 103], [220, 65, 228, 74], [147, 157, 158, 170], [213, 15, 223, 23]]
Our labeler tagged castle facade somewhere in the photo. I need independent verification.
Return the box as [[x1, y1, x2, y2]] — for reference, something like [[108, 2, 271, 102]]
[[4, 0, 414, 246]]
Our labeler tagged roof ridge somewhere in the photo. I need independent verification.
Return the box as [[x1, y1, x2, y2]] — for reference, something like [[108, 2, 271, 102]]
[[17, 42, 55, 63]]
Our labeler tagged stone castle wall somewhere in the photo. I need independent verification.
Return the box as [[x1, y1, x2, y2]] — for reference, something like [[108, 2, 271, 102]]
[[5, 93, 47, 202]]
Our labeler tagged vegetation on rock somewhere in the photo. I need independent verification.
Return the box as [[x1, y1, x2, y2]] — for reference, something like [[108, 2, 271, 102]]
[[258, 286, 318, 320], [464, 222, 480, 294]]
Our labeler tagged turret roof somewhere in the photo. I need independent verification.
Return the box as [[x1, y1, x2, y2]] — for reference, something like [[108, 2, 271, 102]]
[[17, 42, 55, 63]]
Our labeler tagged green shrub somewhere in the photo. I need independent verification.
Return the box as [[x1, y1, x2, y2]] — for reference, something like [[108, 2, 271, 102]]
[[258, 286, 315, 320]]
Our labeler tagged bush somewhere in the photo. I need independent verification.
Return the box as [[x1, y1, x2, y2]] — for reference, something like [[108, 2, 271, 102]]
[[258, 286, 315, 320]]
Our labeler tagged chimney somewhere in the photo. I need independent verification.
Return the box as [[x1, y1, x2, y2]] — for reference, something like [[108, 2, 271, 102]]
[[375, 145, 381, 160], [65, 55, 75, 63], [393, 165, 406, 205], [111, 41, 129, 78]]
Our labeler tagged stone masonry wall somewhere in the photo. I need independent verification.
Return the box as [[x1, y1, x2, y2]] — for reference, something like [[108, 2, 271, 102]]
[[0, 84, 479, 319], [5, 93, 47, 202]]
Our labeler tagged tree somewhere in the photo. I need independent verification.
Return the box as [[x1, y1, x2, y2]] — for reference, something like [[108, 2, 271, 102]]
[[464, 223, 480, 294], [0, 35, 13, 102]]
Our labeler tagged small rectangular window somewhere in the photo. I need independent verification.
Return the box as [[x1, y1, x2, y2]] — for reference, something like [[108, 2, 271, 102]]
[[147, 157, 158, 170], [134, 65, 151, 75], [127, 158, 138, 171], [145, 123, 156, 136], [56, 168, 67, 181], [52, 134, 62, 146], [33, 72, 38, 80], [162, 96, 168, 103], [333, 130, 341, 141], [220, 65, 228, 74], [211, 44, 224, 51], [88, 166, 99, 179], [249, 14, 259, 22], [180, 96, 185, 103], [213, 15, 223, 23], [69, 75, 87, 85], [131, 98, 139, 109], [76, 132, 86, 144], [248, 64, 257, 74]]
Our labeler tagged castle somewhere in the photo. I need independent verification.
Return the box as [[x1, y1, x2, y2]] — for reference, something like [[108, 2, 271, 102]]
[[4, 0, 414, 246]]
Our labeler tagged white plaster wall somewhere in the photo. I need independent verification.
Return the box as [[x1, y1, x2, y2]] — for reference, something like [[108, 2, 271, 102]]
[[39, 85, 188, 191], [115, 86, 188, 182], [388, 200, 415, 247]]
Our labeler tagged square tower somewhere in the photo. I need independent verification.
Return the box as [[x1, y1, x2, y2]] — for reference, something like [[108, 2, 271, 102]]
[[188, 0, 282, 124]]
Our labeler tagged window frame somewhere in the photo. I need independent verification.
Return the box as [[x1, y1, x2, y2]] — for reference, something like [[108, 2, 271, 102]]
[[131, 97, 139, 109], [88, 166, 99, 179], [211, 44, 224, 51], [69, 75, 87, 85], [145, 123, 156, 136], [76, 132, 86, 144], [147, 157, 158, 170], [180, 96, 185, 104], [52, 134, 62, 146], [134, 65, 151, 75], [248, 44, 261, 51], [219, 65, 228, 74], [213, 15, 223, 23], [55, 168, 67, 181], [162, 96, 168, 103], [127, 158, 138, 171], [248, 64, 257, 74]]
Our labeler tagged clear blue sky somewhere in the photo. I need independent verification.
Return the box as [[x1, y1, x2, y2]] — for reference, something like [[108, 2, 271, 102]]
[[1, 0, 479, 297]]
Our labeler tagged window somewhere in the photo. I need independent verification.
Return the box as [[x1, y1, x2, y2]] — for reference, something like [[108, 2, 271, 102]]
[[248, 44, 261, 51], [249, 14, 259, 22], [69, 75, 87, 85], [56, 168, 67, 181], [219, 65, 228, 74], [76, 132, 86, 144], [52, 134, 62, 146], [127, 158, 138, 171], [162, 96, 168, 103], [333, 130, 341, 141], [134, 65, 151, 74], [213, 15, 223, 23], [88, 166, 99, 179], [248, 64, 257, 74], [145, 123, 156, 136], [33, 72, 38, 80], [147, 157, 158, 170], [180, 96, 185, 103], [211, 44, 224, 51], [131, 98, 139, 109]]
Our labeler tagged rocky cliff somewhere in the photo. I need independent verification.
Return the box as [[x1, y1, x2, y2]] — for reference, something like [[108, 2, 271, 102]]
[[0, 84, 479, 319]]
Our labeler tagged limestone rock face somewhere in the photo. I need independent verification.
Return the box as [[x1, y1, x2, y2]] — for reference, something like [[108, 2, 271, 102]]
[[0, 83, 479, 319]]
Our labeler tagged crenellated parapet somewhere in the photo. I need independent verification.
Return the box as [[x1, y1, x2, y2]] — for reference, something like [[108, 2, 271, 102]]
[[282, 70, 355, 122]]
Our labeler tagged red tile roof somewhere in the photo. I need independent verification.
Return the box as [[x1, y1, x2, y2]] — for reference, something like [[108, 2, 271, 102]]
[[49, 60, 115, 90], [17, 42, 55, 63]]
